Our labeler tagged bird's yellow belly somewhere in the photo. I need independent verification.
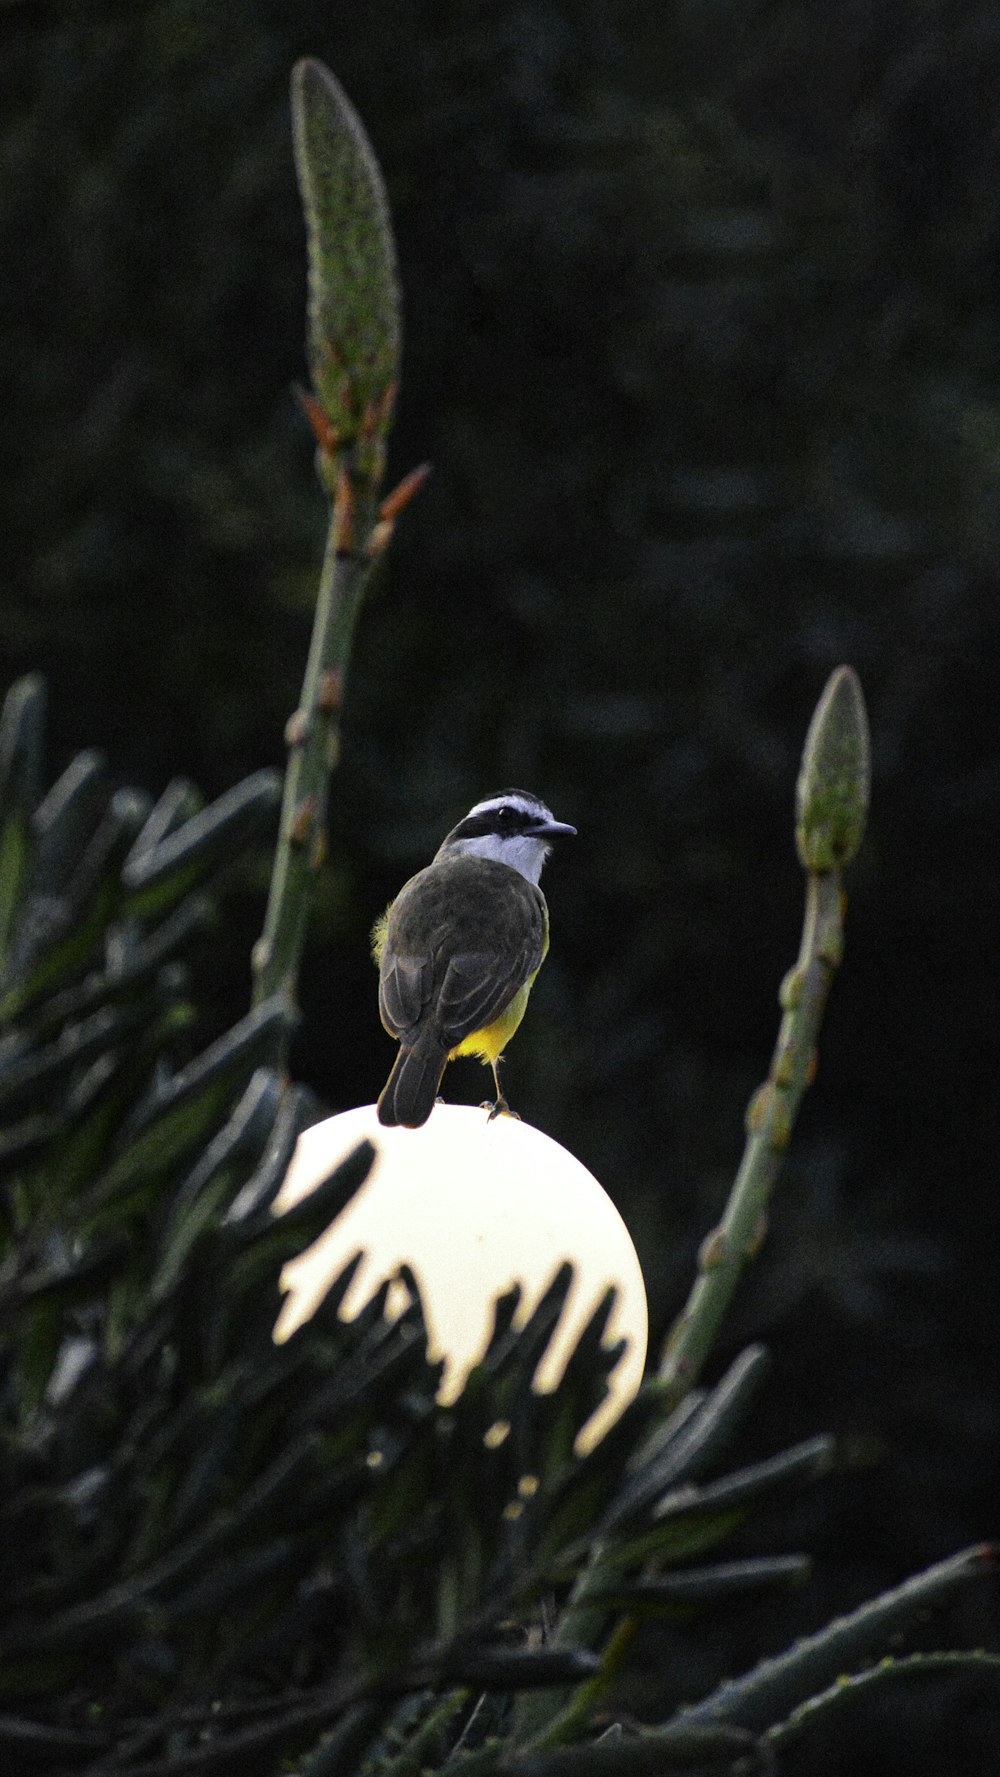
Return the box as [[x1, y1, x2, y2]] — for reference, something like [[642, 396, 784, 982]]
[[450, 973, 537, 1064]]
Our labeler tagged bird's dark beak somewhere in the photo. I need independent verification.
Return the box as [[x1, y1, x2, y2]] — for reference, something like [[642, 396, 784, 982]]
[[535, 818, 576, 839]]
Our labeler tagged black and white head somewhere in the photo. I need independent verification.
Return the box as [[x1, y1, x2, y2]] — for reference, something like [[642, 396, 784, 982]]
[[436, 789, 576, 885]]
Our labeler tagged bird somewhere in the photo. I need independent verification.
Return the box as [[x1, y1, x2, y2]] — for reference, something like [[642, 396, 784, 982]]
[[372, 790, 576, 1127]]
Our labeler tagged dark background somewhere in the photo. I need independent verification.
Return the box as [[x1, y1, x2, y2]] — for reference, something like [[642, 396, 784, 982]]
[[3, 1, 1000, 1767]]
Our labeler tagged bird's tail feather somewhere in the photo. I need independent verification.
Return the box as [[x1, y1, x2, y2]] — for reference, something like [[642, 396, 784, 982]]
[[377, 1036, 448, 1128]]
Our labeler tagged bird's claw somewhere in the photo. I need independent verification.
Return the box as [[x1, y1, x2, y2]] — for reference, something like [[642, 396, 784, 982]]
[[484, 1098, 520, 1121]]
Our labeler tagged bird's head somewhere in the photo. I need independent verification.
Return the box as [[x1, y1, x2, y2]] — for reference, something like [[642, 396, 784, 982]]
[[435, 790, 576, 884]]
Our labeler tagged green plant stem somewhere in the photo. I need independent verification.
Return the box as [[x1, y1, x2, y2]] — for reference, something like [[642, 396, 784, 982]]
[[764, 1648, 1000, 1750], [658, 865, 846, 1404], [513, 1611, 637, 1752], [252, 459, 378, 1029], [516, 728, 859, 1752]]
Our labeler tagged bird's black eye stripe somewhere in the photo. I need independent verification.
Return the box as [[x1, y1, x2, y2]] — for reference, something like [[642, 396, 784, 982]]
[[450, 804, 534, 841], [451, 810, 504, 840]]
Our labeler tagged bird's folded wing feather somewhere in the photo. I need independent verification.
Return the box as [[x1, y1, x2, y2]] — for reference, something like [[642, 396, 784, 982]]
[[379, 953, 433, 1037], [435, 935, 540, 1048]]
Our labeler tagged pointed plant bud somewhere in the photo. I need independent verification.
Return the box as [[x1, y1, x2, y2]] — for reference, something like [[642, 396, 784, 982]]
[[795, 666, 871, 871], [291, 58, 401, 452]]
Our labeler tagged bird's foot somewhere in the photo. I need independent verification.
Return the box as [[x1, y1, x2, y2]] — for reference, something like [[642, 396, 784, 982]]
[[484, 1097, 520, 1121]]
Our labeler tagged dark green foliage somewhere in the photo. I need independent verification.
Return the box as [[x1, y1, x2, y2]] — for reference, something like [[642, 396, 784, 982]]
[[674, 1545, 996, 1737], [6, 677, 990, 1772], [4, 17, 1000, 1771]]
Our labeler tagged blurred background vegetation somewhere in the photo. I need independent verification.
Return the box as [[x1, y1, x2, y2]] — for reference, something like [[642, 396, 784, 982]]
[[3, 1, 1000, 1766]]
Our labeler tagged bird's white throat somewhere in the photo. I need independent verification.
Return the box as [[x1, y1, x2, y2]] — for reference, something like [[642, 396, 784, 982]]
[[439, 831, 551, 885]]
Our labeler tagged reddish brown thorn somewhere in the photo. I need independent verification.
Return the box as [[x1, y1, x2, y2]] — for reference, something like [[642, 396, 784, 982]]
[[380, 462, 432, 522], [334, 464, 357, 553], [367, 519, 394, 558], [294, 384, 339, 457], [698, 1227, 728, 1271], [317, 669, 342, 716], [289, 795, 318, 847], [284, 709, 310, 749]]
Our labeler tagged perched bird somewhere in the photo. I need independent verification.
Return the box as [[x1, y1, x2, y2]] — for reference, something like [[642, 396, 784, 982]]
[[372, 790, 575, 1127]]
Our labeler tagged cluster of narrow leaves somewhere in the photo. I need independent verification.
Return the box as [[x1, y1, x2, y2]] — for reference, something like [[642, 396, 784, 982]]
[[2, 671, 996, 1775]]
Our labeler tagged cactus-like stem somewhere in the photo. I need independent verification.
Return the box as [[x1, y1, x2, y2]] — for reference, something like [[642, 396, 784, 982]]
[[512, 671, 870, 1753], [251, 57, 410, 1037], [252, 461, 377, 1023], [657, 867, 844, 1398], [513, 673, 869, 1750], [658, 667, 869, 1402]]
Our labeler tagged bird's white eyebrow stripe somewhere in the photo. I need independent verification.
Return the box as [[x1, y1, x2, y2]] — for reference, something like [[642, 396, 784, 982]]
[[466, 793, 552, 821]]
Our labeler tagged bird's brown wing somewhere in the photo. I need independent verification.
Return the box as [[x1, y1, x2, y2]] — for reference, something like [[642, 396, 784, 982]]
[[378, 951, 433, 1040], [434, 933, 540, 1050], [377, 855, 546, 1048]]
